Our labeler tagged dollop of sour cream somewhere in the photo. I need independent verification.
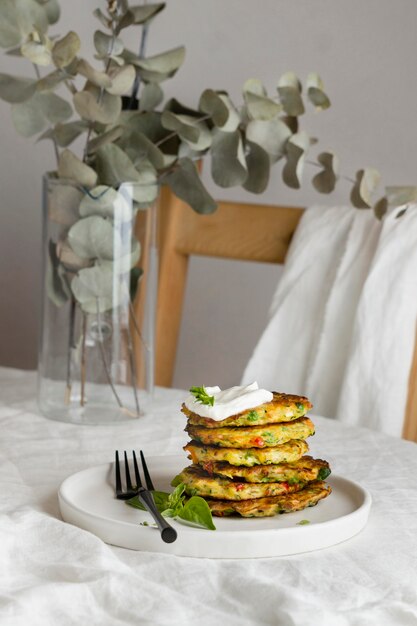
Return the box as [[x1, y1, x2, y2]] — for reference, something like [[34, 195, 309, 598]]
[[184, 382, 273, 421]]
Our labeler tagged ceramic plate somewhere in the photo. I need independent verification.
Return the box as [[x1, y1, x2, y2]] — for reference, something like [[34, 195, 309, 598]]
[[58, 455, 371, 559]]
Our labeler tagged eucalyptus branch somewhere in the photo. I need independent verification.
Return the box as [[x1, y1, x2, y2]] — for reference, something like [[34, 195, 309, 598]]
[[95, 298, 125, 410], [305, 159, 356, 185], [128, 20, 149, 108]]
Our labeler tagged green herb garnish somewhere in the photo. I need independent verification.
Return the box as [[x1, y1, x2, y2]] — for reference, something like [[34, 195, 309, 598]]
[[189, 386, 215, 406], [297, 519, 311, 525], [247, 410, 259, 422], [126, 482, 216, 531]]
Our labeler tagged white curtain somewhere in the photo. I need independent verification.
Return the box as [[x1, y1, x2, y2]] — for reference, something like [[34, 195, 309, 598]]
[[242, 204, 417, 437]]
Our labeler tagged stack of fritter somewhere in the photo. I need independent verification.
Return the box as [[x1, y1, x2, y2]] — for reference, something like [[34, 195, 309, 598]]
[[174, 393, 332, 518]]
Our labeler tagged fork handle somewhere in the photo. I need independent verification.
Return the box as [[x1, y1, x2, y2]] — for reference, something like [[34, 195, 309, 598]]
[[138, 489, 178, 544]]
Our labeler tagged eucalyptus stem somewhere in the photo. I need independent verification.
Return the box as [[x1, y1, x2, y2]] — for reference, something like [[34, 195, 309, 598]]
[[126, 323, 141, 415], [65, 297, 77, 404], [128, 21, 149, 108], [129, 300, 151, 353], [305, 159, 356, 185], [80, 313, 87, 406], [83, 18, 117, 160], [95, 299, 125, 410]]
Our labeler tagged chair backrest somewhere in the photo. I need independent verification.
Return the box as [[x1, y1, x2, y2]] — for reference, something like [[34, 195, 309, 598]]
[[143, 185, 417, 442]]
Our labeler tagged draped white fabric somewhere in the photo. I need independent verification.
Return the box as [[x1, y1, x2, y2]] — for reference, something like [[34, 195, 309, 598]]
[[242, 204, 417, 437]]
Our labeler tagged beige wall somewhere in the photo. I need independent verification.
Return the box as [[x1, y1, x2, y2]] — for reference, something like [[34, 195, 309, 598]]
[[1, 0, 417, 388]]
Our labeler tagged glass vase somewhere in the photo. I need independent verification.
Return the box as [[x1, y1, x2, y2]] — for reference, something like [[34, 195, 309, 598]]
[[38, 175, 158, 424]]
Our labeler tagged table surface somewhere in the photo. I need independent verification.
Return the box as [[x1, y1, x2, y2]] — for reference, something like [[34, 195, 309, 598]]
[[1, 367, 417, 626]]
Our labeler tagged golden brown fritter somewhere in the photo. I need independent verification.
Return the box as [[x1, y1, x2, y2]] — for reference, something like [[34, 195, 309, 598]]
[[173, 464, 306, 501], [182, 392, 312, 428], [207, 480, 332, 517], [184, 439, 309, 467], [186, 417, 315, 449], [204, 456, 331, 484]]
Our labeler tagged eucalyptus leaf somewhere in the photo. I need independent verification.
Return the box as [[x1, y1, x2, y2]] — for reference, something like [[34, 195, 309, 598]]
[[46, 239, 71, 306], [120, 130, 165, 169], [0, 74, 36, 103], [73, 88, 122, 124], [161, 111, 211, 150], [307, 72, 331, 111], [243, 140, 270, 193], [164, 98, 200, 118], [77, 59, 112, 88], [71, 265, 116, 313], [58, 149, 98, 188], [128, 166, 159, 203], [87, 126, 124, 154], [246, 118, 291, 163], [106, 64, 136, 96], [164, 157, 217, 214], [95, 143, 141, 187], [243, 78, 267, 97], [36, 69, 67, 91], [282, 131, 310, 189], [52, 31, 81, 68], [0, 0, 48, 48], [68, 215, 120, 260], [117, 3, 165, 30], [134, 46, 185, 83], [51, 121, 88, 147], [39, 92, 72, 124], [199, 89, 228, 126], [350, 168, 381, 209], [48, 183, 83, 226], [56, 239, 92, 271], [11, 95, 46, 136], [12, 91, 72, 137], [93, 8, 112, 29], [312, 151, 339, 193], [79, 185, 133, 222], [373, 196, 388, 220], [244, 91, 281, 121], [199, 90, 240, 132], [140, 82, 163, 111], [94, 30, 124, 58], [41, 0, 60, 25], [277, 72, 305, 116], [21, 34, 53, 66], [385, 186, 417, 207], [99, 241, 140, 274], [211, 130, 247, 188]]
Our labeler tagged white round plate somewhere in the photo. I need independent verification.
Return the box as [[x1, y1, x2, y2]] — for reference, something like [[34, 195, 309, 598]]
[[58, 455, 371, 559]]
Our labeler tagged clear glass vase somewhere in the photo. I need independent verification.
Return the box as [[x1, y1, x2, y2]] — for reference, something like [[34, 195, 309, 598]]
[[38, 175, 158, 424]]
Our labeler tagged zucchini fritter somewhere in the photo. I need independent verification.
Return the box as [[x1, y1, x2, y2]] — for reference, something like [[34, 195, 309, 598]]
[[205, 456, 331, 484], [183, 392, 312, 428], [173, 464, 305, 501], [184, 439, 309, 467], [186, 416, 315, 449], [207, 480, 332, 517]]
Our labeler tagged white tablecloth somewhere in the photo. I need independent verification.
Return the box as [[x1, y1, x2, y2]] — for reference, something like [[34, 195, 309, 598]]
[[1, 367, 417, 626]]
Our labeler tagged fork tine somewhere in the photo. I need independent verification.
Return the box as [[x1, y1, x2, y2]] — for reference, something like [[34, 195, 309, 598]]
[[132, 450, 142, 488], [115, 451, 123, 496], [140, 450, 155, 490], [124, 450, 133, 491]]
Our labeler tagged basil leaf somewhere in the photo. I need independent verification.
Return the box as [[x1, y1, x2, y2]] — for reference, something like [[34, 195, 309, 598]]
[[126, 490, 170, 512], [176, 496, 216, 531]]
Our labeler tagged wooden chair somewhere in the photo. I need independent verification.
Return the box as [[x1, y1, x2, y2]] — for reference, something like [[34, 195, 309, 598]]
[[137, 184, 417, 442]]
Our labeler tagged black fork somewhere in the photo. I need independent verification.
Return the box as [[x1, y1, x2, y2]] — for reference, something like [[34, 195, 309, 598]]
[[114, 450, 177, 544]]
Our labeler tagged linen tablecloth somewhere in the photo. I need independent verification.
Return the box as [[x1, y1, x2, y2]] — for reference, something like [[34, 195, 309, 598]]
[[1, 367, 417, 626]]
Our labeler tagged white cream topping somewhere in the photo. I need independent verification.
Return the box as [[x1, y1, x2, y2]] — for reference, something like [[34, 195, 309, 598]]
[[184, 382, 273, 421]]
